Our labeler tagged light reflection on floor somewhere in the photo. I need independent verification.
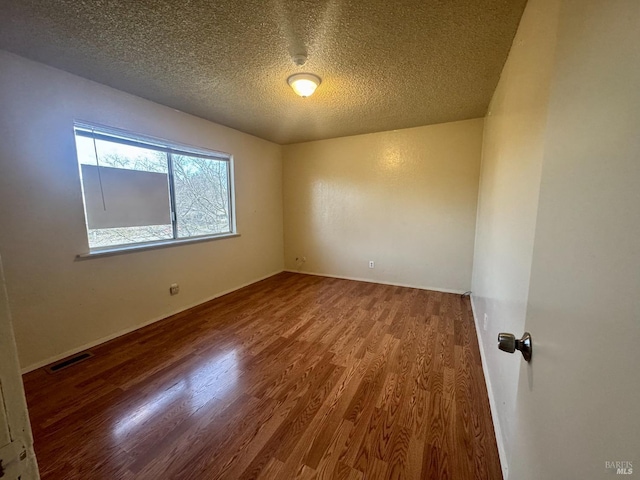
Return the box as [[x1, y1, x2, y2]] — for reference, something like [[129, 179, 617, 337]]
[[112, 350, 239, 439]]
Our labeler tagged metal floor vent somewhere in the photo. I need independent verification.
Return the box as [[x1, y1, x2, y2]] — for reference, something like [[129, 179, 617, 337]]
[[45, 351, 94, 374]]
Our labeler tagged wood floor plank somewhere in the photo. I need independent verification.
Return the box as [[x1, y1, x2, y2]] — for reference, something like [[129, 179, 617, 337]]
[[313, 419, 354, 480], [276, 353, 374, 479], [256, 458, 285, 480], [23, 272, 502, 480]]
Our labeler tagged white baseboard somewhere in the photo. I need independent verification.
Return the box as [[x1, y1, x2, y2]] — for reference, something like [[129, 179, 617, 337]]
[[21, 269, 284, 374], [470, 295, 509, 479], [284, 269, 467, 295]]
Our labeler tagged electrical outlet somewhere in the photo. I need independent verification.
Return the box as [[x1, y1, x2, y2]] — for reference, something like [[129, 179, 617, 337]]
[[483, 313, 488, 331], [170, 283, 180, 295], [369, 261, 375, 269]]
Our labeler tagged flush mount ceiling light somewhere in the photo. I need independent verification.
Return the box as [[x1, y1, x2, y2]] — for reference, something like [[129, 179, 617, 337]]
[[287, 53, 321, 98], [287, 73, 322, 98]]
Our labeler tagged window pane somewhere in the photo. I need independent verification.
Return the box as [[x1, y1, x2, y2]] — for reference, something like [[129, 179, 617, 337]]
[[172, 155, 231, 238], [75, 135, 172, 248], [86, 225, 174, 249], [74, 125, 236, 252], [75, 136, 168, 173]]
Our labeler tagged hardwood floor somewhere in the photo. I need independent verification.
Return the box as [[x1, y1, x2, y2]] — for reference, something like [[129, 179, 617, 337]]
[[23, 272, 502, 480]]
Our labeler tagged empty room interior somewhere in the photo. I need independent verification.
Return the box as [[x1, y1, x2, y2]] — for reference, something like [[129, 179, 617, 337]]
[[0, 0, 638, 479]]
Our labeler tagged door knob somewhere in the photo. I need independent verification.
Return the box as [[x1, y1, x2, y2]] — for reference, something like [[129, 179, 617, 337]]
[[498, 332, 532, 362]]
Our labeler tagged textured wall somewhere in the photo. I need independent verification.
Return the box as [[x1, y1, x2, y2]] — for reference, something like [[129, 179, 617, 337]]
[[0, 51, 284, 370], [283, 119, 483, 293], [470, 0, 561, 475]]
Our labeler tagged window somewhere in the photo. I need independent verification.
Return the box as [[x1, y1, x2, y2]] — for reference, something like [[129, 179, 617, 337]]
[[74, 123, 235, 252]]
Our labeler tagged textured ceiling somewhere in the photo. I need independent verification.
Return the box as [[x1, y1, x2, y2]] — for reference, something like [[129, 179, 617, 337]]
[[0, 0, 526, 144]]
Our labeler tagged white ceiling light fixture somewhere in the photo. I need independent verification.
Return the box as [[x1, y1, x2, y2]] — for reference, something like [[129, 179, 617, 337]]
[[287, 73, 322, 98]]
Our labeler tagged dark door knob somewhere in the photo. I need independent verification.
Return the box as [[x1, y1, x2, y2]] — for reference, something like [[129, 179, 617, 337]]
[[498, 332, 532, 361]]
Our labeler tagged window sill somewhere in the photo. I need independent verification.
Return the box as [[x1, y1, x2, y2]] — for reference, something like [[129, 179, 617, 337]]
[[76, 233, 240, 259]]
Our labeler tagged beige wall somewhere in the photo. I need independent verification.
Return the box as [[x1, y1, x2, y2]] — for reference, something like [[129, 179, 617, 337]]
[[470, 0, 561, 474], [283, 119, 483, 293], [0, 51, 284, 371]]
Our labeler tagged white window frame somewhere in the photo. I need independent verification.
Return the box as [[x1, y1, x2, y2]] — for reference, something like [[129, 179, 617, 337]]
[[74, 122, 238, 258]]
